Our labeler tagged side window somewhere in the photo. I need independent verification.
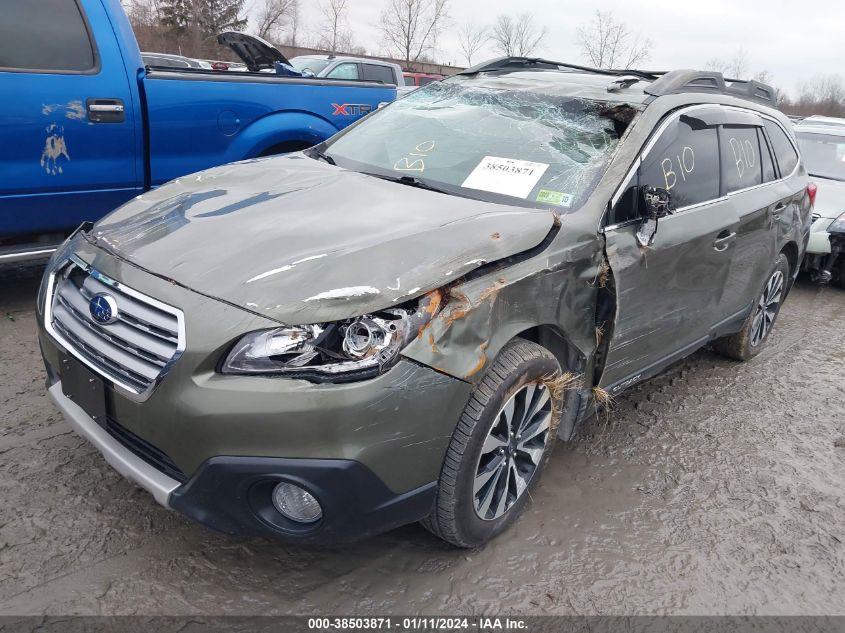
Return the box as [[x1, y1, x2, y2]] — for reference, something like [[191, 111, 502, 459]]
[[639, 118, 720, 209], [720, 125, 762, 193], [326, 63, 359, 80], [758, 128, 777, 183], [764, 120, 799, 176], [419, 77, 437, 86], [610, 181, 639, 225], [0, 0, 95, 72], [362, 63, 396, 84]]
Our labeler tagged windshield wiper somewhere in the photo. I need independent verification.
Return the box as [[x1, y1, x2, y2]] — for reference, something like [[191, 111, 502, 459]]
[[808, 172, 845, 182], [368, 173, 452, 195], [308, 148, 336, 165]]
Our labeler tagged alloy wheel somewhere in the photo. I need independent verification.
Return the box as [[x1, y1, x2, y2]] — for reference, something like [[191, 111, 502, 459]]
[[473, 382, 553, 521], [750, 270, 784, 347]]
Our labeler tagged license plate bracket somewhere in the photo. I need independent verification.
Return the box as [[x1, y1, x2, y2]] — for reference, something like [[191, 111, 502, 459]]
[[61, 355, 107, 428]]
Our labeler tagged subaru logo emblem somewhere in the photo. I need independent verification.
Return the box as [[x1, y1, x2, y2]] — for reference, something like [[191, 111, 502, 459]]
[[89, 293, 119, 325]]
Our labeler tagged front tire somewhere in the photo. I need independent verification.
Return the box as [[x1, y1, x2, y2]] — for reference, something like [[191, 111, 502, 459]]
[[714, 253, 790, 361], [421, 339, 562, 548]]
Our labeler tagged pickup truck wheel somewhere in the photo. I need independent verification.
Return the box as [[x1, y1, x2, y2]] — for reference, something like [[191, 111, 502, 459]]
[[421, 339, 562, 548], [713, 254, 790, 361]]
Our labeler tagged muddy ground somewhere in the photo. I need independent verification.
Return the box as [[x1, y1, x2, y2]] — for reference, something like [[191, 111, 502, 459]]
[[0, 268, 843, 616]]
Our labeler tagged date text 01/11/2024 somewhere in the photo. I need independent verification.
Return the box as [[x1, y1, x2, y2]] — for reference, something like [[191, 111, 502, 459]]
[[307, 617, 529, 630]]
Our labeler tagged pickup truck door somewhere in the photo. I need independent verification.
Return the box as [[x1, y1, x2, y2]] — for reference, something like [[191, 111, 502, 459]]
[[600, 111, 739, 394], [0, 0, 142, 239]]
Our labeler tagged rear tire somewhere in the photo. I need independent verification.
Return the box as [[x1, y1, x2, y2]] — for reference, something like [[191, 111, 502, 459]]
[[714, 253, 790, 361], [421, 339, 563, 548]]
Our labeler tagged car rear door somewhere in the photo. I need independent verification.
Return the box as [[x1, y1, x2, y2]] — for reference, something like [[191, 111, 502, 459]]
[[716, 116, 782, 315], [600, 108, 740, 393], [0, 0, 142, 239]]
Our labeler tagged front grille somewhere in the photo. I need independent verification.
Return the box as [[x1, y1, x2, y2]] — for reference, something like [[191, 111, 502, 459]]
[[47, 257, 184, 396], [106, 417, 187, 482]]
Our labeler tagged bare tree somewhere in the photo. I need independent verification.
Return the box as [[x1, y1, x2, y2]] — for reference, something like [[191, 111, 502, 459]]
[[489, 13, 547, 57], [457, 21, 487, 66], [254, 0, 295, 41], [792, 74, 845, 117], [282, 0, 301, 46], [317, 0, 352, 54], [576, 10, 651, 69], [705, 48, 749, 79], [379, 0, 449, 67]]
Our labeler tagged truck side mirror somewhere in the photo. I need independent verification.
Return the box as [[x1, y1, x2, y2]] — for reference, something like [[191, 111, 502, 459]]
[[636, 186, 673, 247]]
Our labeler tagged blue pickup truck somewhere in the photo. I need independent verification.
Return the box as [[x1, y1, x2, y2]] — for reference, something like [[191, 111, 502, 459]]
[[0, 0, 395, 264]]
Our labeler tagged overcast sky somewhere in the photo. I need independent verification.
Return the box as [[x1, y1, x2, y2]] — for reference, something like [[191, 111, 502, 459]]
[[268, 0, 844, 95]]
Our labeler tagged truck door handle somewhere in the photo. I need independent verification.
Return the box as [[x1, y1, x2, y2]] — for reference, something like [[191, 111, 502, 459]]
[[713, 231, 736, 252], [771, 202, 787, 218], [86, 98, 125, 123]]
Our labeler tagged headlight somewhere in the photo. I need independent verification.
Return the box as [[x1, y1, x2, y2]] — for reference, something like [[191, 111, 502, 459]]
[[828, 211, 845, 234], [221, 291, 442, 382]]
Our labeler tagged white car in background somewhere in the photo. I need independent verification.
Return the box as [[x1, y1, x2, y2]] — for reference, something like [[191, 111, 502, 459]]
[[795, 118, 845, 286]]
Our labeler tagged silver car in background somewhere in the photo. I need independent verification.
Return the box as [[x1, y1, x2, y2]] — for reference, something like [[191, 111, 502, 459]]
[[795, 118, 845, 285]]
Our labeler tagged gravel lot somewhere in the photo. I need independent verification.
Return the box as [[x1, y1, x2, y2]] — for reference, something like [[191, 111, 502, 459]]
[[1, 268, 843, 616]]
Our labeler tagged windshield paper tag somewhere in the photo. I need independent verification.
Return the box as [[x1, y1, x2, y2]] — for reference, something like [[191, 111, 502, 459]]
[[536, 189, 573, 207], [462, 156, 549, 199]]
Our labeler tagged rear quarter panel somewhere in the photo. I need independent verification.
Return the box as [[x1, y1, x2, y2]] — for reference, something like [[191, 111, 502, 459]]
[[143, 72, 395, 185]]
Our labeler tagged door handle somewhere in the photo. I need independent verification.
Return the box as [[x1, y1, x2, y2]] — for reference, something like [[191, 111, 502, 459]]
[[86, 98, 125, 123], [713, 231, 736, 252], [771, 202, 787, 218]]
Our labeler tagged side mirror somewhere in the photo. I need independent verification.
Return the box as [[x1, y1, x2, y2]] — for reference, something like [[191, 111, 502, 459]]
[[636, 186, 673, 247], [642, 186, 673, 219]]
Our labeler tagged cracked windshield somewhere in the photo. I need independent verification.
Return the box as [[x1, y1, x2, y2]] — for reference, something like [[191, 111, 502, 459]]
[[324, 81, 632, 209]]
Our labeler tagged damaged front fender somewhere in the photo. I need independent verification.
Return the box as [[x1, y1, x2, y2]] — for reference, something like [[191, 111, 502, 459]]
[[402, 225, 605, 385]]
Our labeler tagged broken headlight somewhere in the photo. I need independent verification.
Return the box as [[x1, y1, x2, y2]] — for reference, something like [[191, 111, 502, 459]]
[[221, 292, 441, 382]]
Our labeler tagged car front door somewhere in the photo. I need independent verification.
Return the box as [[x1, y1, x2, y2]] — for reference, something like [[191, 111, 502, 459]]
[[600, 109, 740, 393], [0, 0, 142, 239]]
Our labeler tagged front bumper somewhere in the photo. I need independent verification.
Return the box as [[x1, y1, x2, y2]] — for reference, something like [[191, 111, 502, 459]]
[[48, 376, 441, 544], [47, 383, 180, 506], [807, 216, 835, 255]]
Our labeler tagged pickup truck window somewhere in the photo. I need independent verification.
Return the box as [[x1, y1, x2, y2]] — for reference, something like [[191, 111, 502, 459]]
[[0, 0, 95, 72], [324, 82, 629, 210], [327, 63, 360, 80], [363, 64, 396, 85]]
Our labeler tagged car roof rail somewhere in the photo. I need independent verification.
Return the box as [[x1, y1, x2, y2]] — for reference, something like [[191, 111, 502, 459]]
[[644, 70, 777, 106], [458, 56, 664, 81]]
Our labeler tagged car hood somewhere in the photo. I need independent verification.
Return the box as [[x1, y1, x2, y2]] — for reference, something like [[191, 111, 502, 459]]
[[217, 31, 290, 72], [811, 177, 845, 219], [90, 155, 556, 324]]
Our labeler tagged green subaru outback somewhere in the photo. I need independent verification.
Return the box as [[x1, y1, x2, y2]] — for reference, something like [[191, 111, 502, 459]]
[[38, 57, 813, 547]]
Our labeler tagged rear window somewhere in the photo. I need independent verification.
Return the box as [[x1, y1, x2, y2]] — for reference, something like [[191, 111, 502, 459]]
[[720, 126, 762, 193], [796, 132, 845, 182], [764, 120, 799, 176], [362, 64, 396, 84], [419, 77, 438, 86], [0, 0, 95, 72]]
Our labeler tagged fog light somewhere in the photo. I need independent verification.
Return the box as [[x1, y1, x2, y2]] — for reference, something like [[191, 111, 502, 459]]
[[272, 482, 322, 523]]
